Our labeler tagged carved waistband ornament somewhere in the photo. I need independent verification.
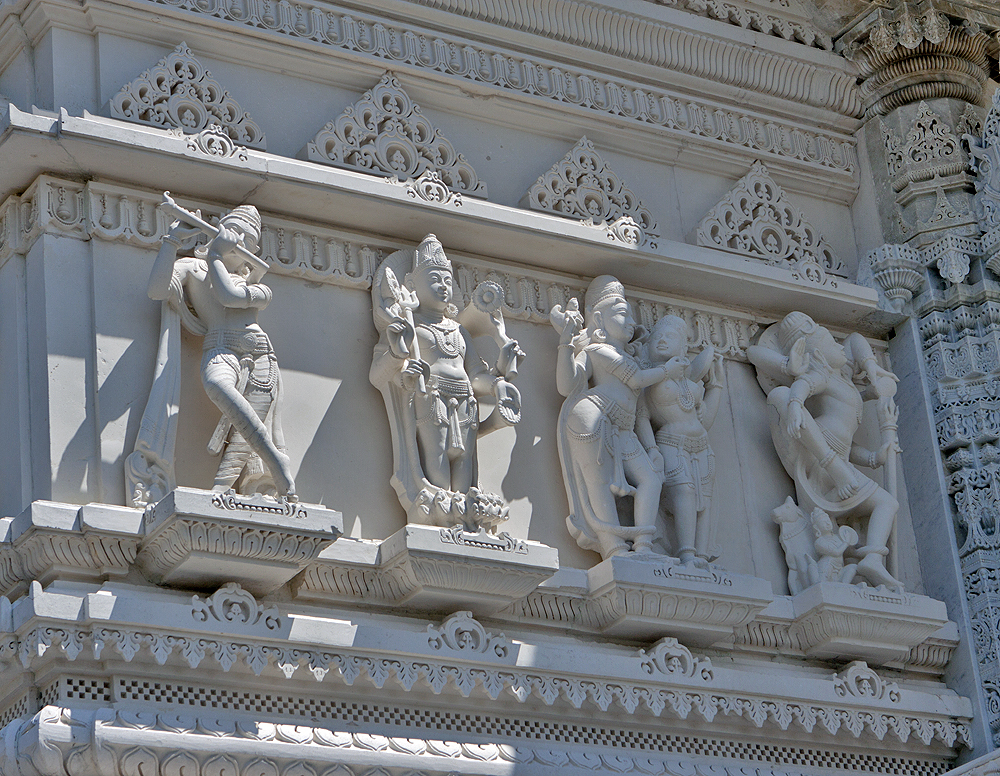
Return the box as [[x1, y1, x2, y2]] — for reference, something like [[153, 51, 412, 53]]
[[523, 137, 658, 245], [638, 637, 713, 681], [426, 611, 509, 658], [210, 491, 307, 518], [438, 526, 528, 554], [111, 42, 265, 148], [191, 583, 280, 631], [696, 161, 846, 281], [306, 74, 486, 197]]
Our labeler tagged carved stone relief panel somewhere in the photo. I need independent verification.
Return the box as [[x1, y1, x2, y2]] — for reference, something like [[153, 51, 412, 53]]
[[306, 74, 487, 197], [111, 43, 266, 149]]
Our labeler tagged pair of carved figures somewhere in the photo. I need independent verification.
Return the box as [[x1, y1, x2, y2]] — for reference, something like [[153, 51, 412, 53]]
[[551, 277, 903, 592], [550, 276, 722, 567]]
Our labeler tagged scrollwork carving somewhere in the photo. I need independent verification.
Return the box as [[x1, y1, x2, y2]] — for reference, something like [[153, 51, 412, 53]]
[[306, 74, 486, 197], [834, 661, 901, 703], [638, 637, 713, 680], [696, 161, 846, 278], [111, 43, 265, 148], [191, 583, 280, 631], [426, 612, 508, 658]]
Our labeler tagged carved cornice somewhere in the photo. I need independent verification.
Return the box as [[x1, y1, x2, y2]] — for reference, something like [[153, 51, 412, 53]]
[[837, 0, 999, 118], [126, 0, 859, 177], [1, 622, 972, 747], [0, 706, 963, 776]]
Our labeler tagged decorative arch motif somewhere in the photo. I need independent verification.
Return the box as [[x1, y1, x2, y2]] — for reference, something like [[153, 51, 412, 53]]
[[111, 43, 266, 149], [696, 160, 846, 278], [523, 137, 658, 244], [306, 74, 487, 198]]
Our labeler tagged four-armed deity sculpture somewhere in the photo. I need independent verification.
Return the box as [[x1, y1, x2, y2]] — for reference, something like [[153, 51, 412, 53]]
[[126, 193, 296, 507], [370, 234, 524, 530], [748, 312, 902, 592]]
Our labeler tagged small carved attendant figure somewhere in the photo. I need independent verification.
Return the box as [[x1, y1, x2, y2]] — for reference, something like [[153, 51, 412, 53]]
[[370, 235, 523, 530], [749, 312, 902, 591], [134, 194, 295, 501], [635, 316, 723, 568], [550, 276, 670, 559]]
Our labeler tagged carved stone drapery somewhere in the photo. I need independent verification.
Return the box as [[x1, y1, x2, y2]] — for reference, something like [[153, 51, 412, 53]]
[[306, 74, 486, 197], [522, 137, 658, 244], [696, 161, 846, 279], [111, 43, 266, 149]]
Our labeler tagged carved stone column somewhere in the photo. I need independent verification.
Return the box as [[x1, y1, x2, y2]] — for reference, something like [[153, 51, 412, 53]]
[[842, 0, 1000, 752]]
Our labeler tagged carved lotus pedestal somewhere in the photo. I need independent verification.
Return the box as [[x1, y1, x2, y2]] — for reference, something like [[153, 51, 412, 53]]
[[136, 488, 342, 595], [789, 581, 950, 663], [295, 524, 559, 616], [587, 556, 773, 646]]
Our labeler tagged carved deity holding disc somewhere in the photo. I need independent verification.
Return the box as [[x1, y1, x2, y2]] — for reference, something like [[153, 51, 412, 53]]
[[748, 312, 903, 593], [370, 234, 524, 530]]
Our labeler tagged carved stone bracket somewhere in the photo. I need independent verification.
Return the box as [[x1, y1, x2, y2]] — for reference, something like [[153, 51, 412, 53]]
[[696, 161, 846, 279], [870, 243, 926, 311], [191, 583, 280, 631], [0, 502, 142, 598], [111, 43, 266, 148], [522, 137, 658, 245], [426, 611, 509, 658], [305, 73, 487, 197], [295, 525, 559, 616], [136, 487, 342, 595]]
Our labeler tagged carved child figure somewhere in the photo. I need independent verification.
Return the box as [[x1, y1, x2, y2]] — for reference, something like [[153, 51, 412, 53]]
[[636, 315, 723, 568], [550, 276, 673, 559], [812, 508, 858, 585], [370, 234, 522, 529], [144, 201, 296, 499]]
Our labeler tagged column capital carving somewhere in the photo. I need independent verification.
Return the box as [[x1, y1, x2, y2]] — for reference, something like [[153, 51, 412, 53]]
[[836, 0, 1000, 117]]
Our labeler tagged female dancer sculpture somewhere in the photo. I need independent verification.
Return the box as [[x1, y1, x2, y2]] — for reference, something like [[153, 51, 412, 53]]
[[748, 312, 902, 591], [551, 276, 671, 559]]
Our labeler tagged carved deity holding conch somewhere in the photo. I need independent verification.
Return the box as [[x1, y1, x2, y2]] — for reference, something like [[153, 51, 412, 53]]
[[126, 194, 296, 507], [370, 234, 524, 530], [748, 312, 903, 593]]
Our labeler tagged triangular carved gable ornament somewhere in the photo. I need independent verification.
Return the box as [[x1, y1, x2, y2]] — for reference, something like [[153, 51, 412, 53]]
[[522, 136, 658, 241], [696, 161, 846, 277], [110, 43, 266, 149], [306, 74, 487, 198]]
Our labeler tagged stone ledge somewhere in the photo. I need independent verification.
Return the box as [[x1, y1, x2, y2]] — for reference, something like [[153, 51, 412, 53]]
[[136, 488, 342, 595], [294, 525, 560, 616], [0, 502, 143, 597]]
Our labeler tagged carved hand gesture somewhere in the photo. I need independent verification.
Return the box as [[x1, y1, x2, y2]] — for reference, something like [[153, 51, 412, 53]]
[[646, 446, 664, 476], [787, 336, 810, 377], [663, 356, 689, 380], [786, 401, 805, 439], [208, 224, 242, 259], [165, 220, 203, 251], [495, 380, 522, 424], [401, 358, 431, 390]]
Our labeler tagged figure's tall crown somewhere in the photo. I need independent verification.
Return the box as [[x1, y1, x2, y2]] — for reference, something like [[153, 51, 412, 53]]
[[412, 233, 451, 272], [221, 205, 262, 251], [586, 275, 626, 311], [777, 311, 818, 352]]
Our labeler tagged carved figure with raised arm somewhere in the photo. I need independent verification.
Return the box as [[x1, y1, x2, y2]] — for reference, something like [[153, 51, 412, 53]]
[[550, 275, 672, 560], [370, 234, 523, 530], [635, 315, 724, 568], [125, 194, 296, 507], [748, 312, 902, 591]]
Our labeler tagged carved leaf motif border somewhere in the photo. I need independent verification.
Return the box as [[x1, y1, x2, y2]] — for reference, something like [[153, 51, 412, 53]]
[[0, 623, 972, 747], [136, 0, 858, 177], [0, 176, 760, 359]]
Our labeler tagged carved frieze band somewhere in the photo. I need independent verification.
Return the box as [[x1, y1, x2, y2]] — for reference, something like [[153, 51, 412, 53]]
[[0, 176, 759, 358], [0, 706, 959, 776], [0, 624, 972, 746], [137, 0, 859, 177]]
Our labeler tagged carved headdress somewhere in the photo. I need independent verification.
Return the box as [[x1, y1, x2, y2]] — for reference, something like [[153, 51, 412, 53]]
[[585, 275, 626, 313], [412, 233, 451, 273], [777, 311, 819, 353], [220, 205, 262, 252]]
